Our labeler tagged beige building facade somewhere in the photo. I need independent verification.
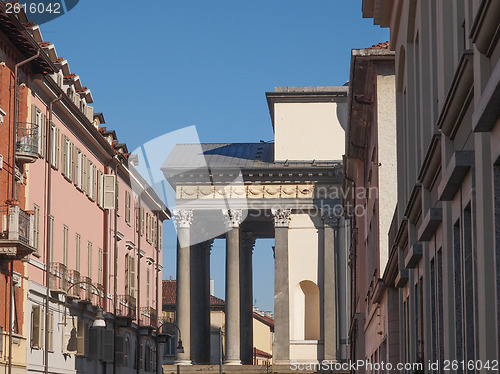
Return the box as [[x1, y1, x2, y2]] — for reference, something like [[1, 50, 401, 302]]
[[344, 44, 399, 372], [363, 0, 500, 371]]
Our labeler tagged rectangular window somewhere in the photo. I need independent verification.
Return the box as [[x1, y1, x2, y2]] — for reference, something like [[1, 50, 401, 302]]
[[47, 311, 54, 352], [146, 268, 150, 307], [48, 215, 54, 261], [63, 225, 69, 266], [75, 148, 82, 189], [32, 105, 45, 157], [31, 305, 44, 349], [158, 221, 163, 252], [129, 254, 135, 298], [125, 191, 131, 224], [141, 208, 145, 237], [88, 161, 94, 199], [98, 247, 103, 286], [33, 204, 40, 253], [87, 242, 92, 278], [50, 124, 60, 169], [146, 213, 150, 242], [76, 233, 81, 273], [92, 165, 97, 202], [82, 154, 87, 192], [76, 319, 87, 356]]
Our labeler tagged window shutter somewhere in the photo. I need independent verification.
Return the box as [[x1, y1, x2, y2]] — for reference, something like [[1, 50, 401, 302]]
[[61, 134, 67, 176], [76, 319, 86, 356], [41, 113, 47, 158], [48, 311, 54, 351], [115, 336, 125, 366], [125, 191, 130, 223], [125, 254, 129, 295], [102, 329, 114, 362], [55, 128, 60, 169], [31, 305, 43, 348], [82, 154, 87, 192], [93, 166, 97, 201], [75, 149, 81, 188], [97, 170, 104, 207], [70, 143, 75, 181], [88, 327, 101, 360], [130, 255, 136, 298], [158, 222, 163, 252], [141, 208, 145, 236], [103, 175, 116, 209]]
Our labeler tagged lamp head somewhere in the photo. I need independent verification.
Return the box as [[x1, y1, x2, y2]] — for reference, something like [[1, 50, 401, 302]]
[[92, 307, 106, 328], [176, 339, 184, 353]]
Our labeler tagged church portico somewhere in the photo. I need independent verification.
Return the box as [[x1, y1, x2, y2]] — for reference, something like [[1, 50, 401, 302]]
[[163, 87, 350, 367]]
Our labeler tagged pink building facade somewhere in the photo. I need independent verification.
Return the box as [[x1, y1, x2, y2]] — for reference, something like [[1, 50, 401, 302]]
[[15, 16, 169, 374]]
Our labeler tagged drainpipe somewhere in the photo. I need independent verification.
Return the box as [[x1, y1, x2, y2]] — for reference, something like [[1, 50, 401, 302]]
[[44, 93, 63, 374], [8, 50, 40, 374], [155, 211, 160, 374], [111, 157, 119, 374]]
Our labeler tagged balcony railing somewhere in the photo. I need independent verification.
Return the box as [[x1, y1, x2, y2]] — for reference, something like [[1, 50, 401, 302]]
[[16, 122, 39, 164], [0, 205, 34, 245], [49, 262, 67, 293], [66, 270, 81, 299], [79, 276, 93, 303], [140, 306, 157, 327], [116, 295, 136, 320]]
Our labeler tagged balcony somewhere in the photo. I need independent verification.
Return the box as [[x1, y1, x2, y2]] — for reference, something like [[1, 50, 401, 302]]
[[15, 122, 39, 165], [49, 262, 67, 294], [116, 295, 136, 326], [79, 276, 93, 304], [0, 205, 35, 261], [66, 270, 81, 299], [140, 306, 157, 328]]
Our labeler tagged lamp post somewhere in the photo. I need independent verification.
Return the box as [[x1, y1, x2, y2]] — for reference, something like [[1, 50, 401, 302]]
[[64, 281, 106, 327], [155, 321, 184, 374]]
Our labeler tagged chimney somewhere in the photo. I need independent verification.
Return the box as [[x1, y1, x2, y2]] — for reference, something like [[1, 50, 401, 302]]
[[210, 279, 214, 295]]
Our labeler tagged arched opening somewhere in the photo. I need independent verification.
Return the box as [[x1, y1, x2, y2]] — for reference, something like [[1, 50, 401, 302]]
[[299, 280, 320, 340]]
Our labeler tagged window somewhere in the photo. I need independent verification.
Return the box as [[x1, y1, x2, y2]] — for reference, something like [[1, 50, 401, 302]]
[[32, 105, 46, 158], [97, 170, 104, 207], [98, 247, 103, 286], [50, 124, 60, 169], [87, 242, 92, 278], [47, 311, 54, 351], [75, 148, 82, 189], [63, 225, 69, 266], [125, 254, 136, 298], [158, 221, 163, 252], [61, 134, 72, 179], [75, 234, 81, 273], [125, 191, 131, 224], [88, 161, 94, 199], [33, 204, 40, 254], [48, 215, 54, 261], [31, 305, 44, 349], [146, 268, 150, 307], [76, 319, 87, 356], [146, 213, 150, 242]]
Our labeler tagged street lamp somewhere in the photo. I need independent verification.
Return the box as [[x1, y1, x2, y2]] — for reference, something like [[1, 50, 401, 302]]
[[64, 281, 106, 328], [155, 321, 184, 373]]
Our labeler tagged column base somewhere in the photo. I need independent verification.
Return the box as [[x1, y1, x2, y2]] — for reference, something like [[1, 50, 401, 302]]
[[174, 360, 192, 365], [224, 360, 242, 365]]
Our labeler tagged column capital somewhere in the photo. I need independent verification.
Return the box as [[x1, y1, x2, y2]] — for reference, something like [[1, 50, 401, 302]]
[[172, 209, 194, 228], [271, 208, 292, 228], [321, 208, 341, 227], [222, 209, 243, 228]]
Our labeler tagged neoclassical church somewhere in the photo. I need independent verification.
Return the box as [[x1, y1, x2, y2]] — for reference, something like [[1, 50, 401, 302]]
[[162, 86, 350, 366]]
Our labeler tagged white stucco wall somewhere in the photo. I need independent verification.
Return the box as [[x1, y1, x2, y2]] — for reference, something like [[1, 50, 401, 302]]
[[274, 102, 345, 162]]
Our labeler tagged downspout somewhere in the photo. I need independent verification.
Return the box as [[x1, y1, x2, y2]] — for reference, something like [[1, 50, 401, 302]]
[[44, 93, 63, 374], [112, 157, 119, 374]]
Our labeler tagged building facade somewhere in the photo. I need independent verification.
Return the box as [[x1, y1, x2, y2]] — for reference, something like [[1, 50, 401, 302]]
[[162, 86, 350, 368], [344, 44, 399, 372], [0, 6, 169, 374], [363, 0, 500, 371], [0, 5, 56, 374]]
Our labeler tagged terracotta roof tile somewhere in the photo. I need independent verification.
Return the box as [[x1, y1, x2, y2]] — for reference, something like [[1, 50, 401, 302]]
[[53, 57, 64, 63], [253, 348, 272, 359], [367, 41, 390, 49], [64, 73, 76, 80], [39, 41, 51, 47], [163, 280, 226, 306]]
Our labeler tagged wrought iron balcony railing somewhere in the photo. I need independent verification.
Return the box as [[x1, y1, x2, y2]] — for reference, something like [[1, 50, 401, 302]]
[[140, 306, 157, 327], [116, 294, 136, 320], [16, 122, 39, 164], [79, 276, 93, 303], [0, 205, 35, 259]]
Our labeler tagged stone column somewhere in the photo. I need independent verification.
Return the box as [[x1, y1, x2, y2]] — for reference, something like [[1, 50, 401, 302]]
[[222, 209, 243, 365], [240, 232, 255, 365], [322, 209, 339, 361], [173, 209, 193, 365], [271, 208, 291, 364], [190, 239, 213, 364]]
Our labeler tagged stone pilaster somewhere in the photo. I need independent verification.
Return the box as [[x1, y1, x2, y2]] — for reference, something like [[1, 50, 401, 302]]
[[271, 208, 291, 364], [322, 209, 340, 361]]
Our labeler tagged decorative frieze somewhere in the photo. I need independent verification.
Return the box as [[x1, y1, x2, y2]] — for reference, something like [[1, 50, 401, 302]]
[[176, 184, 340, 200], [222, 209, 243, 228], [172, 209, 194, 228], [272, 208, 292, 228]]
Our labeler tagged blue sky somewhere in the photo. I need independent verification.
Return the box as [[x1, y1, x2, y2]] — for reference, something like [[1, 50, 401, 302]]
[[41, 0, 388, 311]]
